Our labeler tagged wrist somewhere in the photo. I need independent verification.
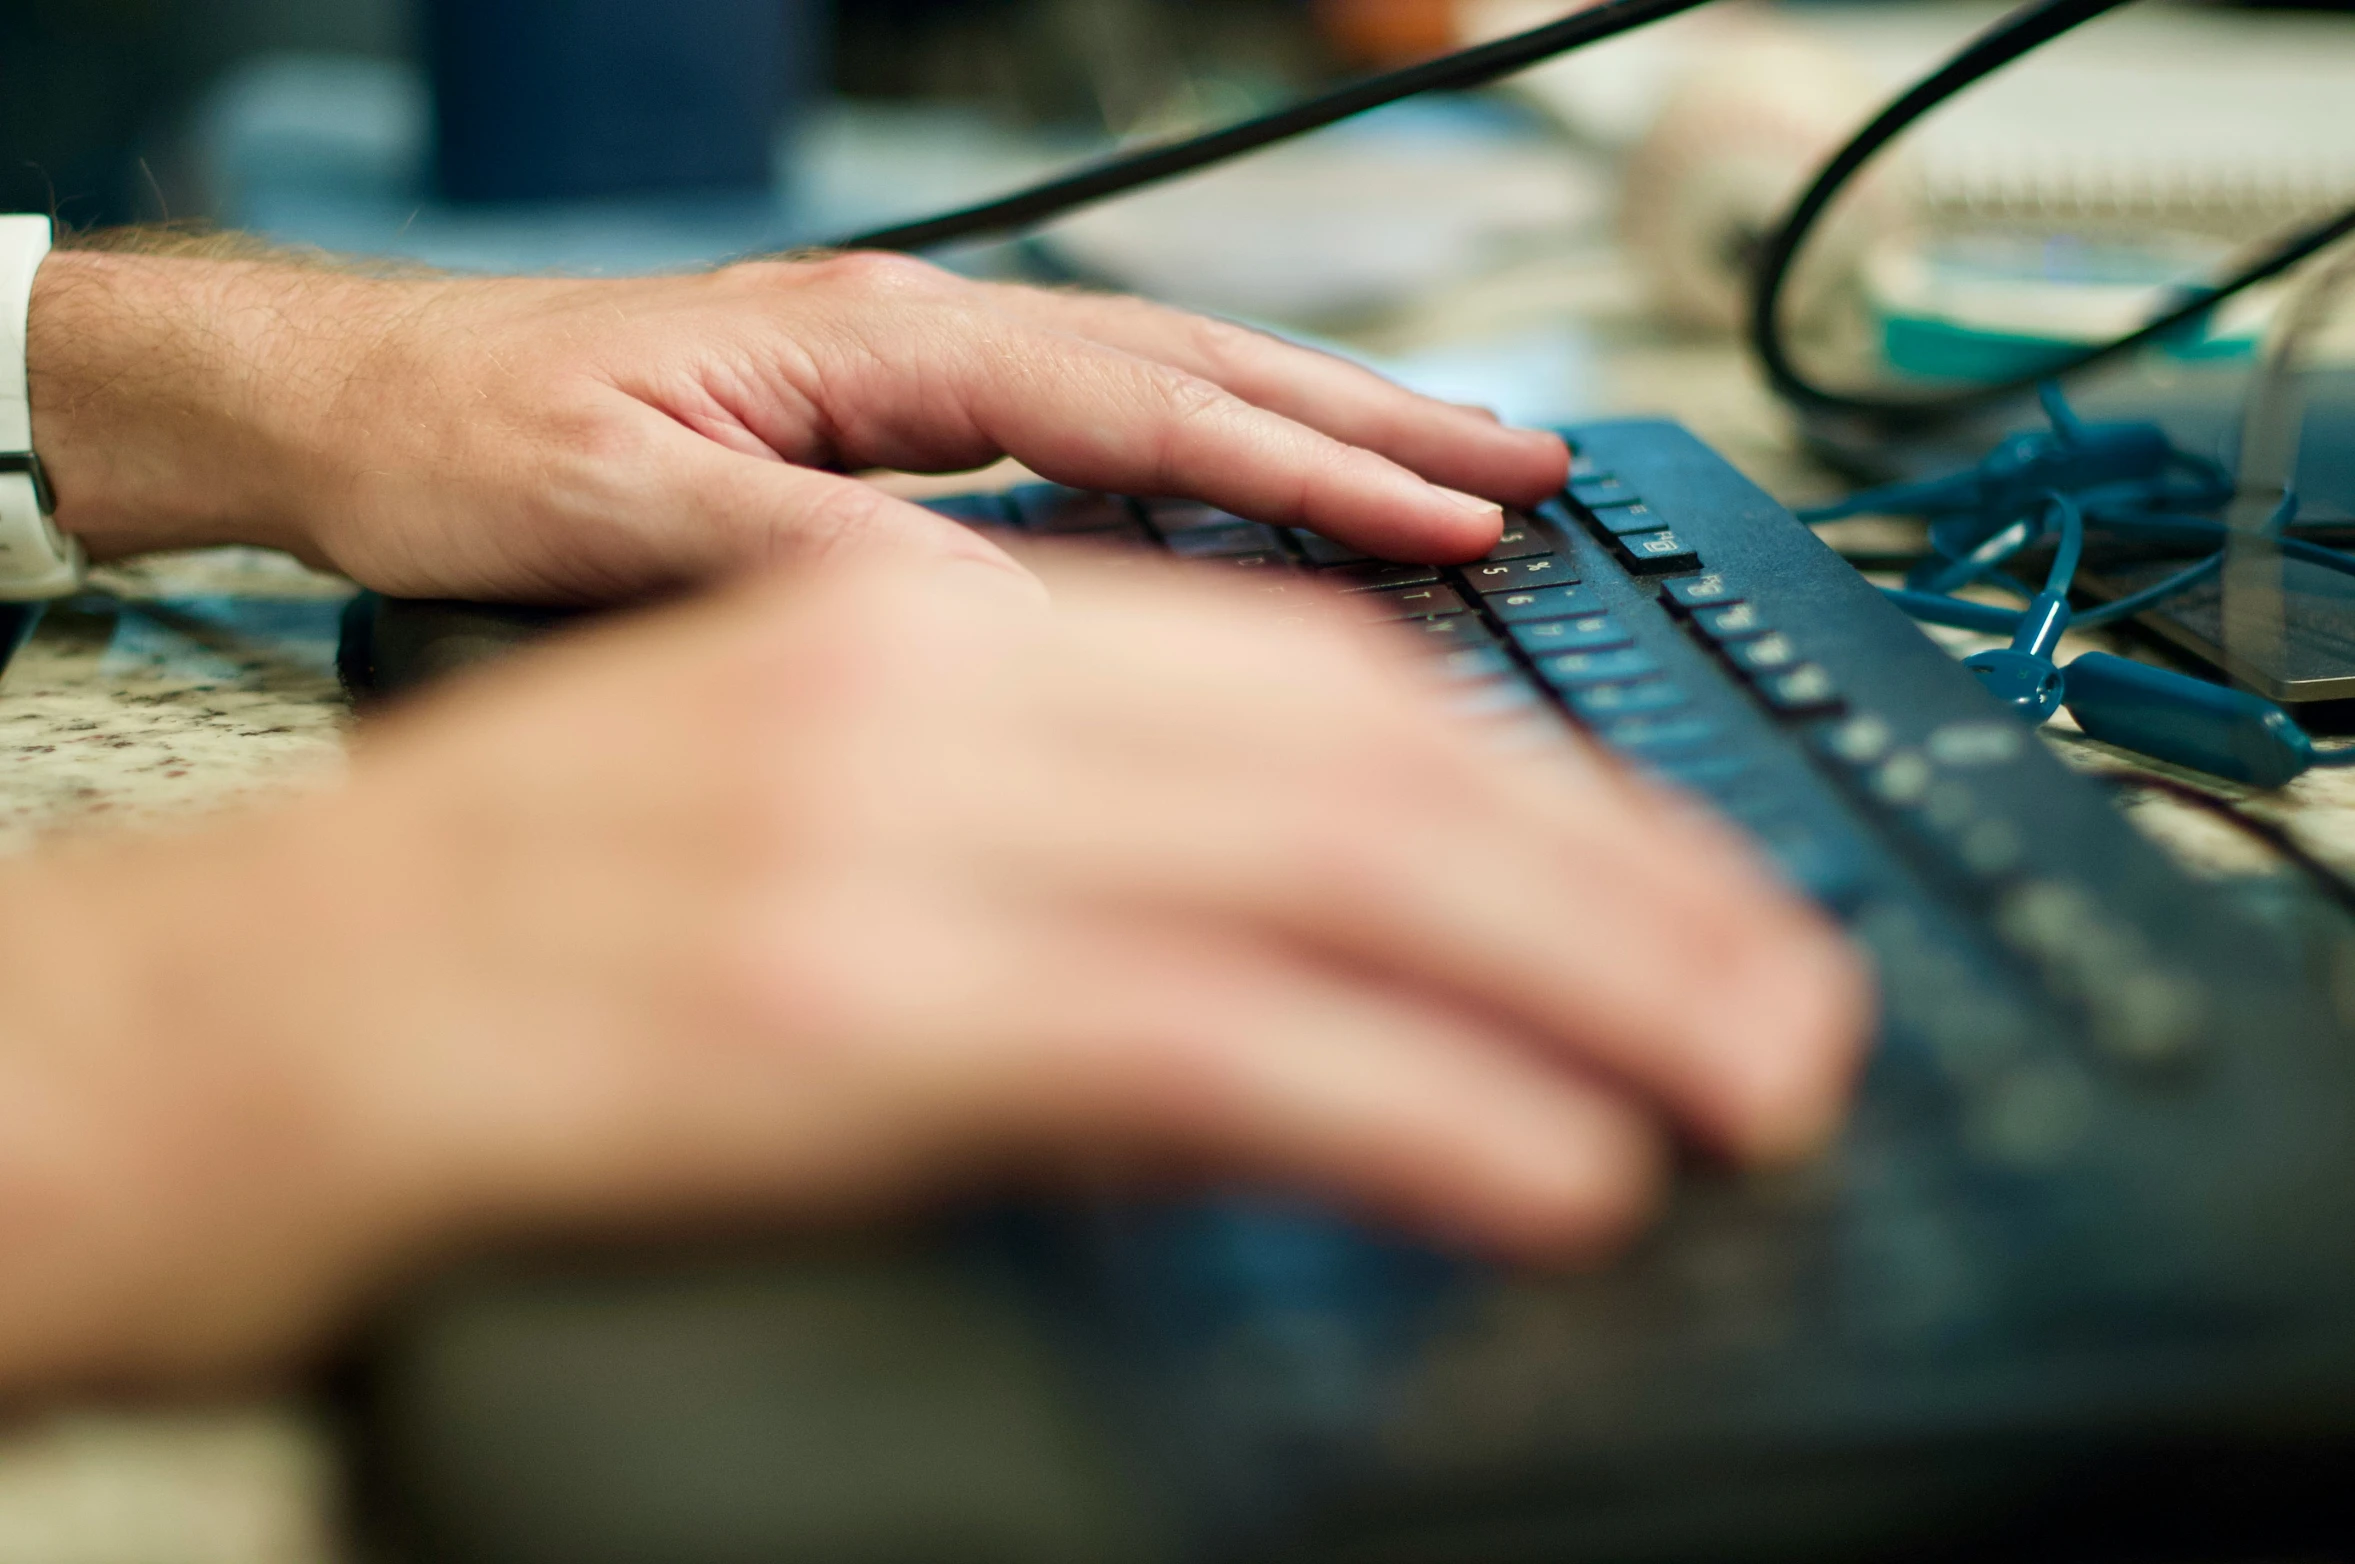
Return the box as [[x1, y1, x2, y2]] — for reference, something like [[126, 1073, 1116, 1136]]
[[26, 249, 374, 562]]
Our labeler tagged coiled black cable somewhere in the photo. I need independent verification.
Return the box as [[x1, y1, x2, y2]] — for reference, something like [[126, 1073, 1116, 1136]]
[[1747, 0, 2355, 428]]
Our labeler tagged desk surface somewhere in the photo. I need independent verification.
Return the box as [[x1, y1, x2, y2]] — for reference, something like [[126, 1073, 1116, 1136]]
[[0, 281, 2349, 1564]]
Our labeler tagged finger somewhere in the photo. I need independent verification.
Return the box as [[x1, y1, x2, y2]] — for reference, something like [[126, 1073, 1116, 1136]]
[[977, 285, 1570, 509], [961, 584, 1867, 1160], [660, 430, 1045, 599], [913, 319, 1508, 563], [992, 934, 1669, 1260]]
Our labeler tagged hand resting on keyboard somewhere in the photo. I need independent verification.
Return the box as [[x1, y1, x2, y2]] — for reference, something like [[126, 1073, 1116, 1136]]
[[0, 557, 1864, 1393], [28, 243, 1567, 602]]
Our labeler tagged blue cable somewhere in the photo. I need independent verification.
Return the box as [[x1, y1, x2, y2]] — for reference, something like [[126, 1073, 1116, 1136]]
[[1826, 392, 2355, 785]]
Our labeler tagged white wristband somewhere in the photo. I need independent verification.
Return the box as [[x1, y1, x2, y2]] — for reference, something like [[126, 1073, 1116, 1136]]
[[0, 216, 86, 601]]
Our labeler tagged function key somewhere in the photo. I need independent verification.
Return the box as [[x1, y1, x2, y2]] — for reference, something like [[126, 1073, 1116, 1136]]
[[1509, 614, 1632, 655], [1485, 520, 1557, 562], [920, 493, 1019, 531], [1569, 452, 1605, 480], [1483, 583, 1598, 623], [1616, 530, 1702, 575], [1694, 602, 1772, 642], [1664, 573, 1743, 611], [1399, 615, 1497, 651], [1165, 520, 1285, 559], [1325, 561, 1443, 591], [1726, 633, 1803, 677], [1537, 647, 1662, 687], [1461, 556, 1577, 593], [1013, 486, 1146, 537], [1291, 530, 1372, 567], [1567, 680, 1690, 720], [1357, 583, 1468, 621], [1571, 475, 1641, 509], [1758, 664, 1845, 716]]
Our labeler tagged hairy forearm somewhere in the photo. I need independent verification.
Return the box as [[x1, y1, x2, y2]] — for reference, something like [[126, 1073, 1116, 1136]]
[[25, 245, 409, 563]]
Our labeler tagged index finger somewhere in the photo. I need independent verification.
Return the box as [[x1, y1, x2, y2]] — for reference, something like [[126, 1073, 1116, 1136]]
[[977, 285, 1571, 513]]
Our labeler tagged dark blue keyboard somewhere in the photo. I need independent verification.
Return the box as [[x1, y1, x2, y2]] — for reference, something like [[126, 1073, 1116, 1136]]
[[348, 421, 2355, 1564]]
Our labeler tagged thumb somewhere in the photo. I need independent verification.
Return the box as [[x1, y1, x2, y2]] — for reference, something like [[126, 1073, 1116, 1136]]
[[677, 442, 1043, 601]]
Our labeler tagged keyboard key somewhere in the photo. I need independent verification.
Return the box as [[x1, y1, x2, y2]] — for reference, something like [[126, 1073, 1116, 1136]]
[[1510, 614, 1632, 654], [1654, 753, 1756, 791], [1291, 531, 1372, 567], [1592, 504, 1668, 537], [1569, 454, 1606, 481], [1814, 713, 1898, 769], [1537, 648, 1662, 687], [1599, 716, 1721, 755], [1727, 633, 1803, 676], [1200, 550, 1294, 575], [1485, 521, 1556, 562], [1436, 645, 1515, 682], [1324, 561, 1443, 591], [1617, 530, 1702, 574], [1567, 680, 1690, 719], [1483, 583, 1598, 623], [1758, 663, 1845, 715], [1357, 584, 1467, 621], [1663, 573, 1743, 610], [1695, 602, 1772, 641], [1013, 486, 1144, 536], [1571, 475, 1641, 509], [1400, 615, 1497, 651], [1145, 500, 1239, 534], [1462, 556, 1576, 593], [921, 493, 1018, 530], [1165, 521, 1285, 559]]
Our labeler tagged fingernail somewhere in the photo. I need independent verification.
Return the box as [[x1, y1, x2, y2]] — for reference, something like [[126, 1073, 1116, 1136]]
[[1435, 487, 1504, 522]]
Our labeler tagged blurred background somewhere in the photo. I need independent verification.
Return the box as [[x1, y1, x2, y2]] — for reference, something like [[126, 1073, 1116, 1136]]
[[3, 0, 2352, 435]]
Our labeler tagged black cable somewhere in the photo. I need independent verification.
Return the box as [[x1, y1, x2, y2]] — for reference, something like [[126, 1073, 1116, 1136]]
[[2096, 771, 2355, 920], [1748, 0, 2355, 428], [834, 0, 1717, 253]]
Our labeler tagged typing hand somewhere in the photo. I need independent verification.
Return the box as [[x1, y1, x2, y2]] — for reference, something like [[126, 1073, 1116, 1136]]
[[27, 245, 1566, 600], [0, 562, 1864, 1387]]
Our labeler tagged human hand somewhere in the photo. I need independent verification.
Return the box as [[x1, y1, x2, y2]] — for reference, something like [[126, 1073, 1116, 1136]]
[[0, 560, 1863, 1388], [26, 244, 1567, 601]]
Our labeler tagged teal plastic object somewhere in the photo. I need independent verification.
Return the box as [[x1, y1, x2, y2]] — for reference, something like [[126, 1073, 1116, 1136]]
[[2061, 652, 2316, 788]]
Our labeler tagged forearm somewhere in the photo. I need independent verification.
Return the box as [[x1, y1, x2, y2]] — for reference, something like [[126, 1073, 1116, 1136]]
[[25, 247, 395, 563], [0, 819, 443, 1392]]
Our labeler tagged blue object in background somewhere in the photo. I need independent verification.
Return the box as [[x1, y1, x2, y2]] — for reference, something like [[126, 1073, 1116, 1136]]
[[428, 0, 826, 203]]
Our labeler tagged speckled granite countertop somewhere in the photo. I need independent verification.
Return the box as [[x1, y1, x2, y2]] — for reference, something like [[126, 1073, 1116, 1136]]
[[0, 548, 355, 1564], [0, 550, 354, 856]]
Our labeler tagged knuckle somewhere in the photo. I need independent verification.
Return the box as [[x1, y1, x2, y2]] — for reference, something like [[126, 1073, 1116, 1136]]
[[1181, 313, 1264, 378], [812, 250, 951, 299]]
